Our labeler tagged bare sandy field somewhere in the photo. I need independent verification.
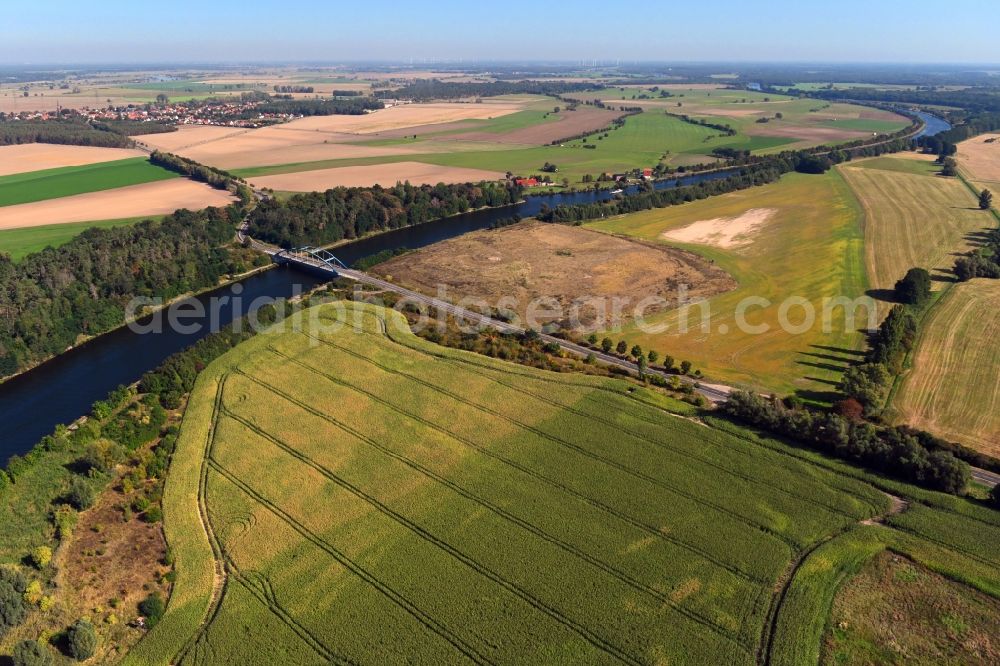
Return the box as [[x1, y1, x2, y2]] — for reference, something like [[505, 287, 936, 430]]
[[374, 221, 735, 328], [661, 208, 776, 249], [0, 179, 235, 230], [251, 161, 505, 190], [958, 133, 1000, 185], [0, 143, 146, 176], [284, 102, 524, 134]]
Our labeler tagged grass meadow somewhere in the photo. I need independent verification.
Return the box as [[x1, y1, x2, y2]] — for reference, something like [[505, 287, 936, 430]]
[[0, 158, 178, 207], [130, 302, 1000, 665], [586, 170, 869, 399]]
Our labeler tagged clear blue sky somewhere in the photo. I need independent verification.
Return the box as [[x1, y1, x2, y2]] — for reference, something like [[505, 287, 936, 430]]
[[5, 0, 999, 65]]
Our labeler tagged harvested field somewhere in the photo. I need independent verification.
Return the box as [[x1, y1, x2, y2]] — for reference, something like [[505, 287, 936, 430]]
[[891, 280, 1000, 456], [374, 222, 735, 327], [133, 125, 249, 152], [0, 143, 145, 176], [958, 132, 1000, 186], [661, 208, 776, 249], [160, 125, 423, 170], [839, 156, 991, 313], [251, 161, 505, 190], [285, 102, 525, 134], [0, 179, 234, 230], [133, 109, 538, 170], [748, 124, 868, 142], [447, 106, 622, 145]]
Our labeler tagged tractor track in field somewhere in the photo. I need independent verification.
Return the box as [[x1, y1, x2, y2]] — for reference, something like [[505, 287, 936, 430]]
[[208, 461, 496, 665], [240, 358, 781, 583], [302, 329, 867, 523], [259, 345, 802, 551], [220, 403, 752, 651]]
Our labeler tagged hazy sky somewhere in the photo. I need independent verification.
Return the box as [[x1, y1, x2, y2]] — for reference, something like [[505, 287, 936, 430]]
[[5, 0, 1000, 65]]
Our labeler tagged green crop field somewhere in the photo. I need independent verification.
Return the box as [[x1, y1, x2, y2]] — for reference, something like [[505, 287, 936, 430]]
[[0, 215, 157, 261], [127, 302, 1000, 665], [586, 170, 869, 399], [0, 158, 178, 207]]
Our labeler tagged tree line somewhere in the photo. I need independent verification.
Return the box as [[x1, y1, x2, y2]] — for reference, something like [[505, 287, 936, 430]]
[[252, 97, 383, 116], [722, 391, 970, 494], [247, 181, 524, 248], [536, 161, 792, 224], [535, 134, 917, 224]]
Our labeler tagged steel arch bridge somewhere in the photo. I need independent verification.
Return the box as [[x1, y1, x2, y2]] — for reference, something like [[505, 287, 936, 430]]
[[275, 246, 349, 271]]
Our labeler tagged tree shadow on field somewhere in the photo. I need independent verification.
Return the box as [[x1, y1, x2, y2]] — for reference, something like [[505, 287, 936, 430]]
[[865, 288, 899, 304], [796, 359, 849, 374], [0, 656, 13, 666], [931, 268, 959, 284], [964, 229, 992, 247], [803, 375, 840, 387], [800, 350, 858, 364], [794, 386, 845, 404], [811, 344, 865, 358]]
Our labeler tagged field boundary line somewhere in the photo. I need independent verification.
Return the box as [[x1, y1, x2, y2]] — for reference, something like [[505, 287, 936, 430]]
[[221, 404, 752, 651], [174, 374, 232, 664], [760, 489, 908, 665], [884, 518, 1000, 569]]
